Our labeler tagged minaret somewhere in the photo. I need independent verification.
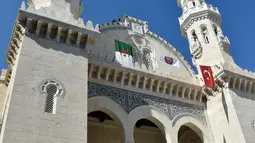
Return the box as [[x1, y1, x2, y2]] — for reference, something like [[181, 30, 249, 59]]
[[27, 0, 84, 23], [177, 0, 234, 77]]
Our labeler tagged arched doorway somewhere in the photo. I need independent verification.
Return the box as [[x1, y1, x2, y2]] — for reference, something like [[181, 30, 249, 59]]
[[178, 125, 203, 143], [133, 118, 166, 143], [88, 110, 124, 143]]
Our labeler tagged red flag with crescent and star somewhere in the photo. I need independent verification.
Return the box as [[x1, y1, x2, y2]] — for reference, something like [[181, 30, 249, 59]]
[[200, 65, 215, 88]]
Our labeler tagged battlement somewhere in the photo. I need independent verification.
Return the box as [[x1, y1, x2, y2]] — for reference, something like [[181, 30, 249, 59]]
[[0, 69, 7, 82]]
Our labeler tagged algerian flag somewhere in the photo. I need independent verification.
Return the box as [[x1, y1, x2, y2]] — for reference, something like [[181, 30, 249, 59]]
[[115, 40, 133, 67]]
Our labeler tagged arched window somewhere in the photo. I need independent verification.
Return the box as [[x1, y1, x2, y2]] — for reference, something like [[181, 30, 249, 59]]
[[40, 79, 65, 114], [192, 2, 196, 7], [213, 25, 218, 37], [45, 84, 58, 113], [143, 49, 153, 70], [191, 31, 198, 42], [201, 26, 209, 44]]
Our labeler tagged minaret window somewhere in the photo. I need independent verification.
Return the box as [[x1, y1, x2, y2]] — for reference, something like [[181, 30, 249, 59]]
[[213, 25, 218, 37], [192, 2, 196, 7], [191, 31, 198, 43], [201, 26, 209, 44]]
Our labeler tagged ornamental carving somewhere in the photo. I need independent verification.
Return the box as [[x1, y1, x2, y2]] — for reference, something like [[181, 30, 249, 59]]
[[88, 83, 207, 125], [40, 78, 66, 98], [143, 50, 153, 70]]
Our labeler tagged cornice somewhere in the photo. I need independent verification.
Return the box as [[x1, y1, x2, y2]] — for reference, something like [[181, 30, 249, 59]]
[[222, 63, 255, 81], [179, 5, 221, 37], [200, 63, 255, 98], [88, 57, 208, 103], [4, 10, 99, 86]]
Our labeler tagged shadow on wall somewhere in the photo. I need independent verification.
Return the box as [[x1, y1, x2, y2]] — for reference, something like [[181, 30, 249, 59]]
[[222, 91, 229, 122]]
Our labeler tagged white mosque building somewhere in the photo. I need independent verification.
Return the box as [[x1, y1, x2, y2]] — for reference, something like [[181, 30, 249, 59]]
[[0, 0, 255, 143]]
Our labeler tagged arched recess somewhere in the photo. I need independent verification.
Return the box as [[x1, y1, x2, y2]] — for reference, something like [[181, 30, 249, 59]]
[[88, 96, 128, 143], [172, 115, 211, 143], [229, 77, 234, 89], [235, 78, 240, 90], [240, 80, 246, 92], [252, 83, 255, 94], [128, 105, 172, 143], [246, 81, 251, 93], [200, 25, 209, 44]]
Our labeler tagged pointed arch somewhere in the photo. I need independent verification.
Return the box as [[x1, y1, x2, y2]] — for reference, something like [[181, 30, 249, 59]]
[[172, 116, 211, 143], [88, 96, 128, 143], [88, 96, 128, 126], [128, 105, 172, 143], [200, 25, 209, 44]]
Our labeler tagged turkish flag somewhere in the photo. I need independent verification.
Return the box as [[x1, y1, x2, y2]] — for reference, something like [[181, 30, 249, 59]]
[[200, 65, 215, 88]]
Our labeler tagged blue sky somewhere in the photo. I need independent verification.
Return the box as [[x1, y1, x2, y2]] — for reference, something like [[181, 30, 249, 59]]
[[0, 0, 255, 72]]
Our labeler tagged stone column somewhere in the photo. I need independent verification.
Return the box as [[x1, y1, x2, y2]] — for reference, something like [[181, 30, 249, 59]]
[[105, 68, 111, 81], [46, 23, 52, 40], [196, 30, 205, 44], [150, 79, 154, 91], [66, 29, 72, 45], [96, 67, 102, 79], [143, 77, 147, 89], [208, 24, 217, 42], [76, 32, 82, 48], [35, 20, 42, 37], [182, 88, 186, 98], [123, 120, 135, 143], [156, 81, 160, 92], [113, 70, 118, 83], [88, 65, 94, 78], [25, 18, 32, 34], [56, 26, 62, 43], [188, 88, 192, 100], [128, 73, 133, 86], [136, 75, 140, 88], [121, 72, 125, 85], [170, 84, 175, 96], [187, 31, 196, 46]]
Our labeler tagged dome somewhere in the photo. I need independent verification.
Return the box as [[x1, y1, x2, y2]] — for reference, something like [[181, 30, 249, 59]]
[[90, 15, 195, 78]]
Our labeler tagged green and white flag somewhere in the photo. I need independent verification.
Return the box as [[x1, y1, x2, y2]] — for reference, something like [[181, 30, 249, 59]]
[[115, 40, 133, 67]]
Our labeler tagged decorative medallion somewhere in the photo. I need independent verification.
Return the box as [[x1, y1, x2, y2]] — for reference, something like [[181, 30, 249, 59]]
[[131, 35, 147, 47], [251, 120, 255, 132], [40, 78, 66, 98], [132, 23, 144, 35]]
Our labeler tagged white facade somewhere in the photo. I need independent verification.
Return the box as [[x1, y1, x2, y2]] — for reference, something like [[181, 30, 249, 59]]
[[0, 0, 254, 143]]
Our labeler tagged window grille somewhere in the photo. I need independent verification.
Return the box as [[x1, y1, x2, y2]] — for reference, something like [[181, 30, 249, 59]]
[[45, 84, 58, 113]]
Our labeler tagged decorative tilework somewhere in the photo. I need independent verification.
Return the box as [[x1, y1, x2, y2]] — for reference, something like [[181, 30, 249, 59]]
[[88, 82, 206, 125]]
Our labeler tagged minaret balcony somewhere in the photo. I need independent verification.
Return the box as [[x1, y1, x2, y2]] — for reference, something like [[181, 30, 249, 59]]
[[190, 42, 202, 59], [217, 35, 230, 49], [179, 3, 220, 26]]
